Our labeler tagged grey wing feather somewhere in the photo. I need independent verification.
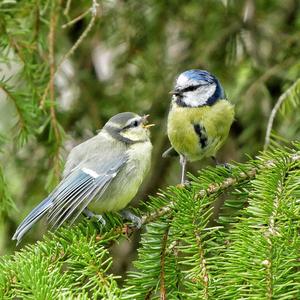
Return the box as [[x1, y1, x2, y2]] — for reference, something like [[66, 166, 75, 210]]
[[12, 196, 52, 245], [12, 135, 128, 243], [63, 135, 100, 178], [47, 152, 128, 229]]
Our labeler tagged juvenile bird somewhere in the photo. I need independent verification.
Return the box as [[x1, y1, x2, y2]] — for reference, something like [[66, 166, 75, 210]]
[[13, 112, 153, 244], [163, 69, 234, 184]]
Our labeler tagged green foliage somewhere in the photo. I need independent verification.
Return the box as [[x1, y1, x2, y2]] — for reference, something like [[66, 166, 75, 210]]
[[0, 220, 123, 299], [0, 143, 299, 298], [1, 0, 300, 298], [0, 0, 300, 250], [125, 144, 300, 299], [0, 165, 14, 217]]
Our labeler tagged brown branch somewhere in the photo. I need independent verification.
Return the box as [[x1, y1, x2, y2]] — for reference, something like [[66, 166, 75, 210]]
[[263, 165, 288, 299], [264, 78, 300, 150], [194, 231, 209, 298], [49, 4, 59, 141], [48, 2, 62, 180], [62, 8, 91, 29], [63, 0, 72, 17], [0, 83, 26, 131], [140, 152, 300, 227], [244, 58, 294, 101], [33, 0, 40, 44], [40, 0, 99, 109], [160, 226, 170, 300], [1, 23, 26, 64]]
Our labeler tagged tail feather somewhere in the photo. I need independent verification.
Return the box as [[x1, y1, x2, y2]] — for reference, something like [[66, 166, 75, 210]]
[[12, 197, 52, 245]]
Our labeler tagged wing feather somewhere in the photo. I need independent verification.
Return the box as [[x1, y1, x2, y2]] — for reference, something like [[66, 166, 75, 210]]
[[47, 172, 92, 223], [46, 153, 127, 229]]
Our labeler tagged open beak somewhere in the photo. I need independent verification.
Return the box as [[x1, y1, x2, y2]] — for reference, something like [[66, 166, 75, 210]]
[[142, 114, 155, 129]]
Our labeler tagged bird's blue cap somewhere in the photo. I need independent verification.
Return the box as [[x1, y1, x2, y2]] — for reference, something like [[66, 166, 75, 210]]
[[174, 69, 226, 106], [180, 69, 216, 84]]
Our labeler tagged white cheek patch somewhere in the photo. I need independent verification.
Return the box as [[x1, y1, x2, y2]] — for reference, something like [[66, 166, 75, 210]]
[[82, 167, 100, 178], [183, 83, 216, 107]]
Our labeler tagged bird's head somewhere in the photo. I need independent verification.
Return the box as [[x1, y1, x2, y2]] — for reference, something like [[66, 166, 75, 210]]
[[104, 112, 154, 143], [170, 69, 226, 108]]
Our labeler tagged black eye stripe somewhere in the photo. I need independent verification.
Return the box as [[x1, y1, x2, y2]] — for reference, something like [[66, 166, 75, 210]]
[[177, 84, 206, 94]]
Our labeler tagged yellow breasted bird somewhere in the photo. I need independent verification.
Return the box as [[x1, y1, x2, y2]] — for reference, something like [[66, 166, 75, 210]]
[[163, 69, 235, 184]]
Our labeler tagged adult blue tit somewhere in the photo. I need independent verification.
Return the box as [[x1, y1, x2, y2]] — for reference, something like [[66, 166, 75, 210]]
[[13, 112, 154, 244], [163, 69, 234, 184]]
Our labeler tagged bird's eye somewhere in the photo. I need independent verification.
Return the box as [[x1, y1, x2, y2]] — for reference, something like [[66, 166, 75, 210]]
[[132, 120, 139, 127]]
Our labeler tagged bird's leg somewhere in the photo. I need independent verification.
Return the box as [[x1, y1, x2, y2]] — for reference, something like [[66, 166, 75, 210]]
[[120, 209, 142, 229], [179, 154, 187, 184], [83, 208, 106, 226]]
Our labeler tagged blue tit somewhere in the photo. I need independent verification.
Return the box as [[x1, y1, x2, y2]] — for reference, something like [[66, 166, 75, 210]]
[[13, 112, 154, 244], [163, 69, 234, 184]]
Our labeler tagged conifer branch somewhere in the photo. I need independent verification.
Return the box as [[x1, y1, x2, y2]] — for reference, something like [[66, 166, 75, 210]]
[[244, 58, 294, 100], [194, 231, 209, 297], [48, 1, 62, 180], [60, 0, 99, 63], [159, 226, 169, 300], [0, 83, 26, 133], [40, 0, 99, 109], [140, 152, 300, 227], [2, 24, 26, 65], [63, 0, 72, 17], [49, 4, 58, 141], [263, 167, 286, 298], [264, 78, 300, 150], [62, 8, 91, 29]]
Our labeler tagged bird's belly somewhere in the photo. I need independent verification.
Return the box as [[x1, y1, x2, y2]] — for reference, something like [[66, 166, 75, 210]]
[[88, 175, 140, 212], [168, 126, 213, 161], [89, 142, 152, 212], [167, 100, 234, 161]]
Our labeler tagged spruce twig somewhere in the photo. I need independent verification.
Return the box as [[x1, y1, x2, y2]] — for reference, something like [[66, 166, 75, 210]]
[[141, 152, 299, 226], [40, 0, 99, 109], [264, 78, 300, 150], [48, 1, 62, 180], [0, 83, 26, 132], [159, 226, 170, 300]]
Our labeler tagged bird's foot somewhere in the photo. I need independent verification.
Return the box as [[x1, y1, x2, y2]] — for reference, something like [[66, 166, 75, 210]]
[[176, 180, 191, 189], [211, 157, 232, 170], [220, 162, 232, 169], [83, 208, 106, 226], [120, 210, 142, 229]]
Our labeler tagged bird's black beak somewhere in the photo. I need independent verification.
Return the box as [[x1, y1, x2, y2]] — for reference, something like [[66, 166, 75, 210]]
[[169, 88, 182, 96]]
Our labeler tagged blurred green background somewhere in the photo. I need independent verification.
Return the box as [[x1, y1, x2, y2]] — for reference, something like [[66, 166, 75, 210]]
[[0, 0, 299, 271]]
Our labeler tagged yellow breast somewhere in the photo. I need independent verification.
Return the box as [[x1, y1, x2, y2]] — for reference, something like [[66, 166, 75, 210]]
[[167, 99, 234, 161]]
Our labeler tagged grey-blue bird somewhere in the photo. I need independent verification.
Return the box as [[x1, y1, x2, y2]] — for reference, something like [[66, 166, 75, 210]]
[[13, 112, 154, 244]]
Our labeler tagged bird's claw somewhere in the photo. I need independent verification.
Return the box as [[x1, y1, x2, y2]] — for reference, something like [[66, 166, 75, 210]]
[[83, 208, 106, 226], [212, 157, 232, 170], [120, 210, 142, 229], [176, 180, 191, 189], [216, 162, 232, 170]]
